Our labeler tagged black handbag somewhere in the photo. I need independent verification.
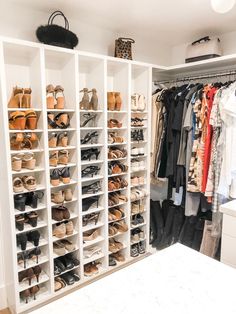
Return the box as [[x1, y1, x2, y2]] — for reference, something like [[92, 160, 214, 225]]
[[114, 37, 135, 60], [36, 10, 79, 49]]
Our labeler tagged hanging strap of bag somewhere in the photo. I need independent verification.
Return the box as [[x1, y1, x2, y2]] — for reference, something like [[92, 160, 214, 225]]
[[48, 10, 69, 30], [117, 37, 135, 43]]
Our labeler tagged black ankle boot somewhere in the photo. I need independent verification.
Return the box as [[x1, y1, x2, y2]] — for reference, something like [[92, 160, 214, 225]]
[[27, 230, 40, 246], [17, 233, 28, 250], [14, 194, 27, 211]]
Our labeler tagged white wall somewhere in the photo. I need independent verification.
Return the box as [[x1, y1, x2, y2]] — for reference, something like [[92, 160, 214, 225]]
[[0, 1, 171, 65], [171, 30, 236, 65]]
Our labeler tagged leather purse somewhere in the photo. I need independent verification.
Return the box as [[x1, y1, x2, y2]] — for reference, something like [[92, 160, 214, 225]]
[[114, 37, 135, 60], [36, 10, 79, 49], [185, 36, 222, 63]]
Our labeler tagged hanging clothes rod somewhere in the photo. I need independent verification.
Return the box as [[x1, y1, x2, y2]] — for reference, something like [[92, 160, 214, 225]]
[[154, 69, 236, 85]]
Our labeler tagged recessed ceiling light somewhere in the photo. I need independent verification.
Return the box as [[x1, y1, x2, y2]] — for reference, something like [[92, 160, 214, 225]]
[[211, 0, 235, 13]]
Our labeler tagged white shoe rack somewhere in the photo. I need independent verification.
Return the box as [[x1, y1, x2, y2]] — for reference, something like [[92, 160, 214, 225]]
[[0, 37, 153, 313]]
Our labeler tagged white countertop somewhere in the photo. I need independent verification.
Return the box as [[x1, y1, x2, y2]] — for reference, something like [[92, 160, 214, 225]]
[[31, 244, 236, 314], [220, 200, 236, 217]]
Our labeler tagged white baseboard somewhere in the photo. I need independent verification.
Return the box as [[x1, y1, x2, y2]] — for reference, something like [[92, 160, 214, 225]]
[[0, 284, 7, 309]]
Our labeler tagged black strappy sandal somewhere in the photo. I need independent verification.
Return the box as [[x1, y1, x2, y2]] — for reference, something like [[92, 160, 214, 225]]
[[81, 166, 100, 177], [82, 182, 101, 195], [81, 131, 98, 144], [80, 113, 97, 128]]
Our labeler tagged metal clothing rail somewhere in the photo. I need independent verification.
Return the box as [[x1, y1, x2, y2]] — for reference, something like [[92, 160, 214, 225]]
[[154, 69, 236, 85]]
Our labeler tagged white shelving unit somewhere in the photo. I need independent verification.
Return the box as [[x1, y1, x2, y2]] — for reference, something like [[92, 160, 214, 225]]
[[0, 37, 152, 314]]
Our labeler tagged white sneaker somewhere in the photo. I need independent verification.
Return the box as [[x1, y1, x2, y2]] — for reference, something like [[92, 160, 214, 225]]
[[131, 94, 139, 111], [131, 160, 139, 172], [137, 95, 146, 111], [138, 147, 145, 156], [131, 147, 139, 156]]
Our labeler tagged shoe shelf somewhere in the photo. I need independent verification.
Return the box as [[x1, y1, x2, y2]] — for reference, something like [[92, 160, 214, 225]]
[[49, 162, 77, 170], [9, 129, 44, 133], [51, 212, 78, 225], [108, 187, 128, 193], [83, 236, 104, 248], [107, 110, 127, 113], [14, 203, 46, 215], [108, 172, 128, 178], [81, 159, 104, 166], [108, 216, 127, 224], [82, 221, 104, 232], [17, 238, 48, 254], [130, 237, 146, 245], [47, 109, 75, 113], [83, 252, 105, 265], [13, 185, 46, 195], [10, 148, 44, 154], [80, 143, 103, 149], [17, 255, 49, 272], [81, 191, 104, 199], [54, 264, 80, 278], [48, 145, 76, 151], [8, 108, 43, 112], [48, 128, 76, 132], [18, 271, 49, 293], [131, 222, 146, 230], [108, 157, 127, 162], [81, 175, 104, 182], [16, 220, 48, 235], [12, 167, 45, 175], [80, 110, 103, 113], [50, 179, 77, 189], [0, 37, 151, 313], [52, 230, 79, 243], [51, 198, 77, 207], [108, 201, 128, 209], [81, 206, 104, 216]]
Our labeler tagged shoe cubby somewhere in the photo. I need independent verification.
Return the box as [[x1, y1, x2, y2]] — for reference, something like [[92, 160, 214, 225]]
[[0, 37, 150, 313]]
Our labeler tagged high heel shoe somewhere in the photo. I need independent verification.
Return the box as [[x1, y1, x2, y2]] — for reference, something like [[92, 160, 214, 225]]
[[89, 88, 98, 110], [80, 88, 90, 110], [57, 132, 68, 147], [48, 132, 58, 148], [8, 87, 23, 108], [82, 182, 101, 195], [55, 85, 65, 109], [50, 169, 60, 186], [81, 131, 98, 145], [82, 212, 100, 226], [58, 150, 69, 165], [33, 265, 42, 282], [25, 110, 37, 130], [9, 111, 26, 130], [107, 92, 116, 111], [25, 211, 38, 227], [22, 88, 32, 108], [60, 167, 71, 184], [46, 84, 55, 109], [81, 165, 100, 177], [17, 233, 28, 251], [49, 151, 58, 167], [80, 113, 97, 127], [27, 230, 40, 247], [18, 268, 35, 285], [115, 92, 122, 111], [82, 196, 99, 211], [81, 148, 100, 161]]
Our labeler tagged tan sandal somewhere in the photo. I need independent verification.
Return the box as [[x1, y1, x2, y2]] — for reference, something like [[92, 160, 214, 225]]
[[108, 225, 118, 236], [58, 150, 69, 165], [22, 152, 36, 170], [25, 110, 37, 130], [83, 229, 99, 241], [107, 119, 122, 128], [13, 177, 24, 193], [113, 221, 128, 232], [53, 223, 66, 238], [107, 92, 116, 111], [22, 176, 36, 191], [22, 88, 32, 108], [48, 133, 57, 148], [51, 191, 65, 204], [49, 151, 58, 167], [9, 111, 26, 130], [115, 92, 122, 111], [8, 87, 24, 108], [55, 85, 65, 109], [57, 132, 68, 147], [46, 85, 55, 109], [12, 153, 24, 171]]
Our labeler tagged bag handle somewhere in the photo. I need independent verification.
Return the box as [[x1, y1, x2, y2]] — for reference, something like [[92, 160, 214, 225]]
[[48, 10, 69, 30], [192, 36, 210, 46], [118, 37, 135, 43]]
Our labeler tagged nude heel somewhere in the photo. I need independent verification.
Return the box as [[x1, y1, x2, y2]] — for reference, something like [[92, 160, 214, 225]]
[[115, 92, 122, 111], [22, 88, 32, 108], [46, 84, 55, 109], [8, 87, 23, 108], [107, 92, 116, 111], [55, 85, 65, 109]]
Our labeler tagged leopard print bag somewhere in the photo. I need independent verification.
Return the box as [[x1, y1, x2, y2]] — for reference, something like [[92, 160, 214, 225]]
[[114, 37, 135, 60]]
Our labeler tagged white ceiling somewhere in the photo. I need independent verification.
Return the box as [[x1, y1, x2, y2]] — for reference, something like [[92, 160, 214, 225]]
[[9, 0, 236, 46]]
